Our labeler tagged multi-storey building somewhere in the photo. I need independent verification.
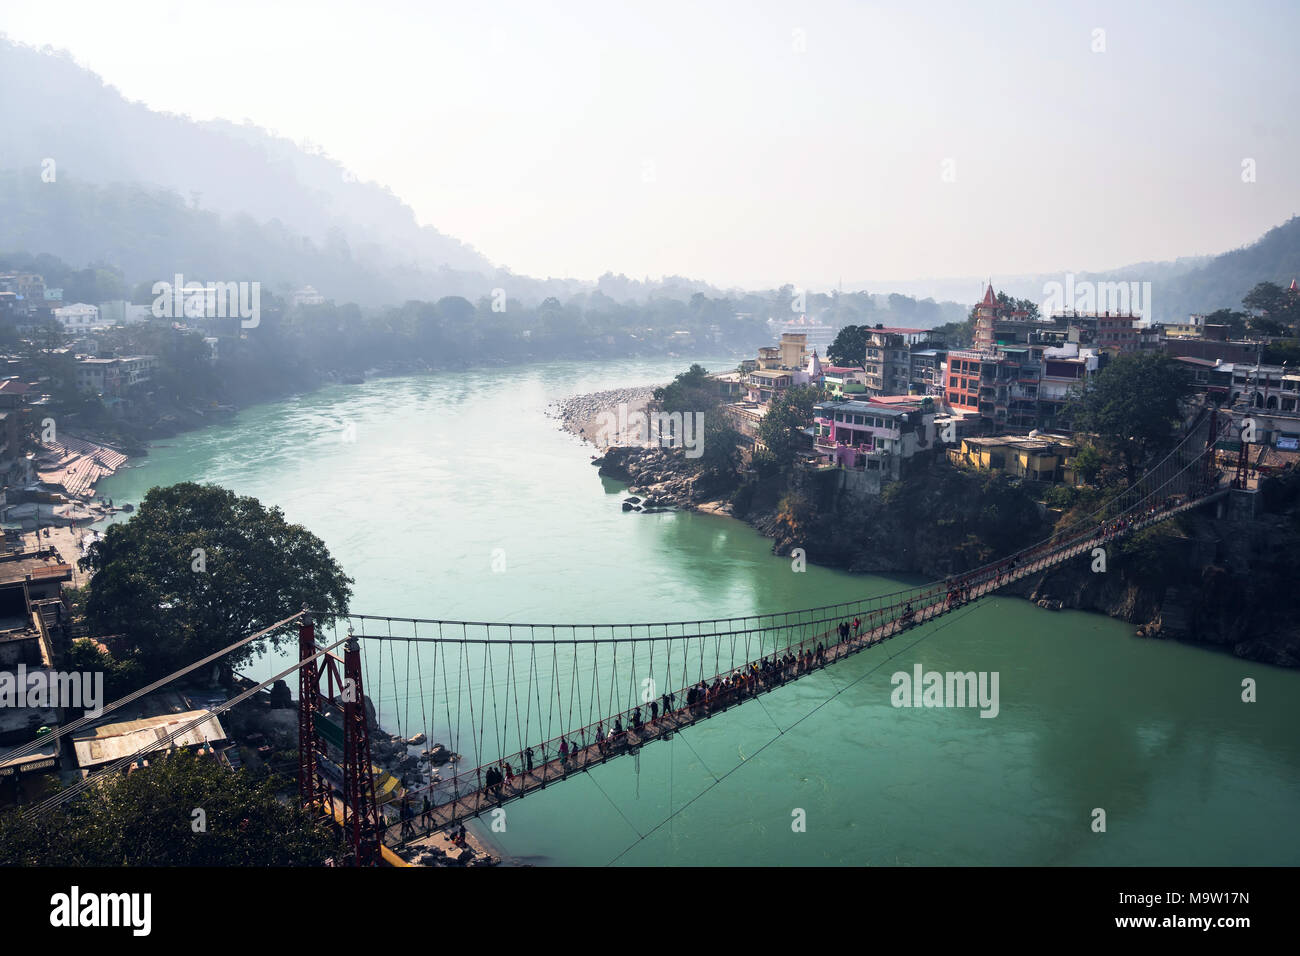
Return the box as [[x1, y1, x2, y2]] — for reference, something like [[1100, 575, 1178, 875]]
[[53, 304, 107, 332], [74, 355, 158, 397], [0, 274, 46, 316], [1038, 344, 1099, 430], [944, 349, 984, 416], [863, 327, 929, 397], [908, 347, 948, 398], [944, 342, 1098, 432], [811, 397, 936, 478]]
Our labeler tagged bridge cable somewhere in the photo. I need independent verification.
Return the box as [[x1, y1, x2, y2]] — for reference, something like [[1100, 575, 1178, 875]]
[[584, 764, 644, 841], [465, 624, 481, 789], [604, 602, 981, 866], [522, 633, 535, 760], [0, 610, 307, 765], [25, 635, 349, 820], [414, 625, 430, 783], [508, 637, 522, 761]]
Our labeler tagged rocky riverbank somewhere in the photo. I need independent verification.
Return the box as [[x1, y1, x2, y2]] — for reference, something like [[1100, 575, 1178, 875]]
[[548, 385, 660, 448], [593, 445, 735, 516]]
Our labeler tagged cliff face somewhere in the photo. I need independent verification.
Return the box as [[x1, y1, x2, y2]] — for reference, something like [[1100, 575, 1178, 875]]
[[756, 453, 1050, 579], [996, 511, 1300, 667], [748, 456, 1300, 668]]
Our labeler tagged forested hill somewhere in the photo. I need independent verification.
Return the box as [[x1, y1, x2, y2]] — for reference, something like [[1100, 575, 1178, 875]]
[[0, 169, 535, 306], [1153, 216, 1300, 321], [0, 37, 492, 276]]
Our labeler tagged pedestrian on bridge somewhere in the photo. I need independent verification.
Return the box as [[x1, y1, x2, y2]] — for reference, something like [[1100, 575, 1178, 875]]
[[650, 700, 659, 722], [399, 796, 415, 839], [524, 747, 534, 772], [559, 737, 569, 765], [421, 794, 432, 828]]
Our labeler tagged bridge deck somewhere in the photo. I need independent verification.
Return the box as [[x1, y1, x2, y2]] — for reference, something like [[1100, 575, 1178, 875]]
[[380, 490, 1221, 845]]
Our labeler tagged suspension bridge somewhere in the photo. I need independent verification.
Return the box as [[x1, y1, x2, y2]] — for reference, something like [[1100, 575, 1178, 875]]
[[3, 406, 1237, 865]]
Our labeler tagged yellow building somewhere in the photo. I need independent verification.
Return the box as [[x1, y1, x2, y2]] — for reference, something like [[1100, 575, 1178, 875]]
[[948, 434, 1078, 484], [779, 332, 807, 369]]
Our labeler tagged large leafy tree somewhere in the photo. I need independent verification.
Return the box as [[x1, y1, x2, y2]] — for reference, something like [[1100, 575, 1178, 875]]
[[1066, 352, 1190, 486], [654, 365, 741, 481], [1243, 280, 1300, 334], [758, 385, 824, 470], [0, 751, 342, 866], [80, 483, 353, 681], [827, 325, 869, 367], [653, 363, 715, 413]]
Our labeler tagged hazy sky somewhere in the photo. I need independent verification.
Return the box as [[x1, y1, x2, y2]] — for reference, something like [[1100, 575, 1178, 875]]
[[4, 0, 1298, 289]]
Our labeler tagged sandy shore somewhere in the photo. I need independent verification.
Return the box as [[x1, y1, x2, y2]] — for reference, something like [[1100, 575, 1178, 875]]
[[548, 385, 660, 449]]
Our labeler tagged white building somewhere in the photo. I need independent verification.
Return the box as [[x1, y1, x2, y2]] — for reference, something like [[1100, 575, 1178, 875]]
[[53, 303, 107, 331]]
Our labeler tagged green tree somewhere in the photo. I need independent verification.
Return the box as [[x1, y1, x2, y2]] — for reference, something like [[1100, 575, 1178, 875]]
[[654, 365, 741, 482], [758, 385, 823, 469], [827, 325, 869, 367], [1243, 280, 1300, 334], [1263, 339, 1300, 366], [79, 483, 353, 682], [66, 638, 145, 702], [653, 363, 714, 413], [0, 750, 342, 866], [1067, 352, 1190, 486], [1071, 442, 1106, 486]]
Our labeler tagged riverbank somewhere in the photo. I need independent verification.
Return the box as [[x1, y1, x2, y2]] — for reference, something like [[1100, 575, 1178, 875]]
[[548, 384, 660, 449]]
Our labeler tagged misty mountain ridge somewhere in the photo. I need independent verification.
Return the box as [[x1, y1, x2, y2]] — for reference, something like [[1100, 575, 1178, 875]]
[[1, 36, 1298, 321]]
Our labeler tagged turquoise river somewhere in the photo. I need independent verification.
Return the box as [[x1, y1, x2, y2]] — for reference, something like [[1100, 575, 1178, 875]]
[[95, 357, 1300, 866]]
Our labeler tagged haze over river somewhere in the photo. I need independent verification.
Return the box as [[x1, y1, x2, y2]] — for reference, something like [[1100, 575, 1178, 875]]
[[96, 357, 1300, 866]]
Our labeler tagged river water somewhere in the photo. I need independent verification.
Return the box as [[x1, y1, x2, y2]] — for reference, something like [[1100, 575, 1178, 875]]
[[95, 357, 1300, 866]]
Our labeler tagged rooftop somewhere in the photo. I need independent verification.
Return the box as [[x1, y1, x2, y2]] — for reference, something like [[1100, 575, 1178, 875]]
[[72, 709, 227, 770], [0, 551, 73, 588], [815, 400, 915, 419], [866, 326, 928, 335], [962, 434, 1077, 452]]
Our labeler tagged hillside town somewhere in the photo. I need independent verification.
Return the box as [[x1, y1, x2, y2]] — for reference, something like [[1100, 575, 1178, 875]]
[[704, 282, 1300, 498]]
